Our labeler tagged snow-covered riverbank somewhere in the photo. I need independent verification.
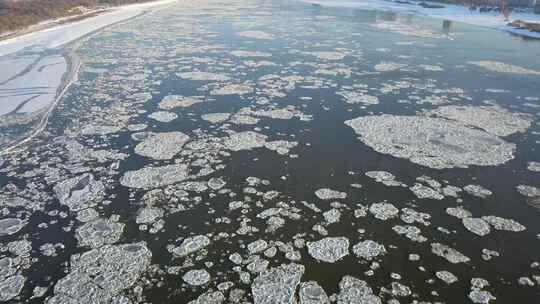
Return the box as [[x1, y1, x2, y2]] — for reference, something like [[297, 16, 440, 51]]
[[0, 0, 179, 154], [301, 0, 540, 39], [0, 0, 178, 57]]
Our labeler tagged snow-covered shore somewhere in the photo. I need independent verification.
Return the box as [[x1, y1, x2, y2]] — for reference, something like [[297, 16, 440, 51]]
[[0, 0, 179, 154], [0, 0, 178, 57], [301, 0, 540, 39]]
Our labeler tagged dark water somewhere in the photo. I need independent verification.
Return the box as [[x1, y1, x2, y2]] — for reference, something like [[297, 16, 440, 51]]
[[1, 0, 540, 303]]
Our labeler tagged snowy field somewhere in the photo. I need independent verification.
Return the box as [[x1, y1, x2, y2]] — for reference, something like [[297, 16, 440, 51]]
[[301, 0, 540, 39], [0, 55, 66, 115]]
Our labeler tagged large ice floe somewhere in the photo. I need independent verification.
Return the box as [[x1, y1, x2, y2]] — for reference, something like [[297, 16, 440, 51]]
[[47, 242, 151, 303], [0, 218, 26, 236], [120, 164, 189, 189], [54, 174, 105, 211], [345, 115, 515, 169], [251, 263, 304, 304], [134, 132, 190, 160]]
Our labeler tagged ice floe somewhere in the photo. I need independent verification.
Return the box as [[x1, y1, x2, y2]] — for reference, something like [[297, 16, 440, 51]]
[[345, 115, 515, 169], [314, 188, 347, 200], [251, 263, 304, 304], [120, 164, 189, 189], [47, 242, 151, 303], [307, 237, 349, 263], [431, 243, 470, 264], [171, 235, 211, 257], [134, 131, 190, 160], [0, 218, 26, 236], [54, 173, 105, 211], [353, 240, 387, 260], [148, 111, 178, 123], [183, 269, 211, 286]]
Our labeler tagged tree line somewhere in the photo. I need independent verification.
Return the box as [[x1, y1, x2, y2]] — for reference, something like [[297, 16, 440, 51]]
[[0, 0, 154, 34]]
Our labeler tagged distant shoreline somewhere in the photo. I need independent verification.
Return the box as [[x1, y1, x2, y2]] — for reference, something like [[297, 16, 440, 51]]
[[0, 0, 178, 57], [301, 0, 540, 40], [0, 0, 177, 38], [0, 9, 110, 43]]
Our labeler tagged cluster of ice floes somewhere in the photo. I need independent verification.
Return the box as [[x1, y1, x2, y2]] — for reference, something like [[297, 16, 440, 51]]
[[365, 171, 405, 187], [446, 205, 526, 237], [517, 184, 540, 209], [345, 115, 516, 169], [0, 0, 539, 303]]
